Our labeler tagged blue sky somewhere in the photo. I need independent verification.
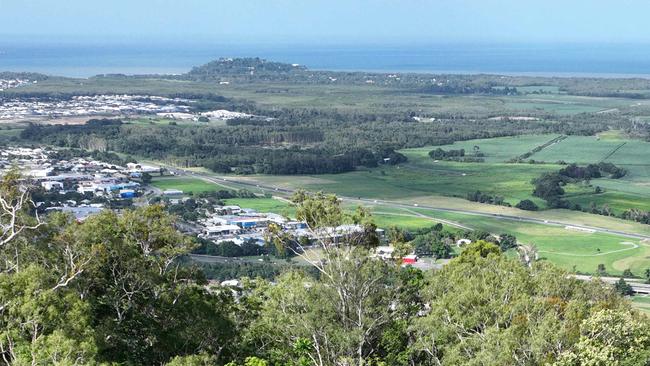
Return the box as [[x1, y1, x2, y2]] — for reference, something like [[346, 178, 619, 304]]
[[2, 0, 649, 44]]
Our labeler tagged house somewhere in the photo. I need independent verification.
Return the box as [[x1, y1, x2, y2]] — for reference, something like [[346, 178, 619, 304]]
[[375, 246, 394, 260], [402, 255, 418, 265], [127, 162, 160, 174], [229, 217, 267, 229], [456, 239, 472, 246], [221, 279, 241, 287], [41, 181, 63, 191], [28, 168, 54, 177], [204, 225, 242, 236], [163, 189, 183, 196], [46, 206, 103, 222], [77, 184, 97, 195], [220, 205, 242, 215], [119, 189, 136, 198]]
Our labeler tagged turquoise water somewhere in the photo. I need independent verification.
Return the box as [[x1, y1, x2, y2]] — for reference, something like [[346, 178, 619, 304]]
[[1, 41, 650, 78]]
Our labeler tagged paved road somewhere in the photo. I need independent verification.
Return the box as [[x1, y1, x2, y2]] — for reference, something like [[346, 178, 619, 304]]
[[169, 168, 650, 242], [573, 275, 650, 294]]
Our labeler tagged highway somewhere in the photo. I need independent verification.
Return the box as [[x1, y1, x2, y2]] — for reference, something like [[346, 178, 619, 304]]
[[573, 275, 650, 294]]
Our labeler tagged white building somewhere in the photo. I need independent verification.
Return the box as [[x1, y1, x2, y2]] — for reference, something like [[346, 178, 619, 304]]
[[204, 225, 242, 236], [41, 181, 63, 191], [163, 189, 184, 196]]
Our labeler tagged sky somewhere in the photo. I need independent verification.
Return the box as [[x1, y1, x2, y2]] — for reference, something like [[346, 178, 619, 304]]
[[1, 0, 650, 45]]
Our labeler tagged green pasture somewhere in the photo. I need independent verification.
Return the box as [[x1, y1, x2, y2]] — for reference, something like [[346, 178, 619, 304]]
[[243, 161, 553, 207], [150, 177, 225, 194], [402, 134, 560, 163], [222, 197, 294, 216], [407, 208, 650, 276], [632, 296, 650, 315], [531, 135, 623, 163]]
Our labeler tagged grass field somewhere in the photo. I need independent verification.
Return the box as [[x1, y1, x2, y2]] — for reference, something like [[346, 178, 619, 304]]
[[230, 133, 650, 213], [222, 197, 294, 216], [236, 160, 554, 207], [632, 296, 650, 315], [523, 134, 650, 213], [403, 134, 560, 163], [355, 203, 650, 275], [150, 177, 226, 194], [531, 135, 629, 163], [399, 207, 650, 275]]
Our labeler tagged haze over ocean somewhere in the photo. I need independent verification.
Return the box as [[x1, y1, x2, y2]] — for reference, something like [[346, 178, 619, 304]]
[[2, 41, 650, 78]]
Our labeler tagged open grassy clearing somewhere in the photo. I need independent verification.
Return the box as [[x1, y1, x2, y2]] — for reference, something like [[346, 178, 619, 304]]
[[530, 134, 650, 166], [236, 161, 553, 207], [565, 190, 650, 213], [150, 176, 227, 194], [404, 207, 650, 275], [226, 171, 650, 238], [525, 135, 650, 212], [403, 134, 560, 163], [222, 197, 295, 216], [404, 133, 650, 214], [531, 135, 625, 163], [230, 133, 650, 213], [371, 213, 440, 231], [632, 296, 650, 315]]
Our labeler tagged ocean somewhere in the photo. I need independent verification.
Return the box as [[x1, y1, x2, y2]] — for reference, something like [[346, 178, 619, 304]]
[[1, 41, 650, 78]]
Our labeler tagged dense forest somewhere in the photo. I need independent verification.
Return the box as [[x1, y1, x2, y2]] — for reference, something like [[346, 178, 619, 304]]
[[1, 176, 649, 365]]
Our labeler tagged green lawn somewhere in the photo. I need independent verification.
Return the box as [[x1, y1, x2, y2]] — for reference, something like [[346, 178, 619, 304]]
[[631, 296, 650, 316], [403, 134, 560, 163], [371, 210, 451, 231], [565, 190, 650, 214], [150, 177, 225, 194], [405, 207, 650, 276], [356, 203, 650, 276], [223, 198, 294, 216], [239, 161, 553, 207], [523, 135, 650, 213]]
